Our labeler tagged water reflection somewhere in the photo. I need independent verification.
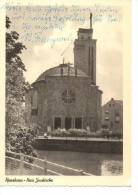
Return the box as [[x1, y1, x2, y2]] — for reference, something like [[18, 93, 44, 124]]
[[37, 150, 123, 176]]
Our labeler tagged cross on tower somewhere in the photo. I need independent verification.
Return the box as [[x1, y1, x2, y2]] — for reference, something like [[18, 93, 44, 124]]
[[90, 13, 92, 29]]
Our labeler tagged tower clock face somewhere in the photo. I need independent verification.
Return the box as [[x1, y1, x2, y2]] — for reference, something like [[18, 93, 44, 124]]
[[62, 89, 75, 104]]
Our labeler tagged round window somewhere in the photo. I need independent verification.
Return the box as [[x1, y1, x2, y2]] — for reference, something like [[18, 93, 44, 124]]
[[62, 90, 75, 104]]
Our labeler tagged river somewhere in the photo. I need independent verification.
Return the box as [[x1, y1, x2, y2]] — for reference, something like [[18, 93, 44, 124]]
[[36, 150, 123, 176]]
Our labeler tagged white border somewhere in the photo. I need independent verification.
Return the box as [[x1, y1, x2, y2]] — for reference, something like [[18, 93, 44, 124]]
[[131, 0, 138, 194], [0, 0, 138, 193]]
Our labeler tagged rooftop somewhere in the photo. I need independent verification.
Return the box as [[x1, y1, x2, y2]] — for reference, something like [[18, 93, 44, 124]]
[[102, 98, 123, 108], [35, 64, 88, 82], [78, 28, 93, 33]]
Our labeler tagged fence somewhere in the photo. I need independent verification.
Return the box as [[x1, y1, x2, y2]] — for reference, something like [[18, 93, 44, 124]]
[[6, 151, 92, 176]]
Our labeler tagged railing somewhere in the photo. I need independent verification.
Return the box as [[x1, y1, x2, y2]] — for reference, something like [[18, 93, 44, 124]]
[[6, 151, 92, 176]]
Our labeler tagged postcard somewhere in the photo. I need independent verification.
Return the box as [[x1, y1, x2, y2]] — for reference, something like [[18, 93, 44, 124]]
[[0, 0, 131, 186]]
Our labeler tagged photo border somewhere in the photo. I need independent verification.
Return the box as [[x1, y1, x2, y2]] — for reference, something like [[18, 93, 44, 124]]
[[0, 0, 133, 188]]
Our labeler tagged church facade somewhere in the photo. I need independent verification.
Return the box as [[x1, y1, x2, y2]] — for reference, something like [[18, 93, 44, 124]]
[[26, 16, 102, 133]]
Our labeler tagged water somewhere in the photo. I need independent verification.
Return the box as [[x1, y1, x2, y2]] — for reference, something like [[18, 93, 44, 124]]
[[37, 150, 123, 176]]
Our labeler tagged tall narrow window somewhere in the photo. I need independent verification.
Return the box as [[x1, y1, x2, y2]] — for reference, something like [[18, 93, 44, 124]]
[[65, 117, 72, 130], [115, 113, 120, 123], [75, 118, 82, 129], [31, 90, 38, 116], [54, 117, 61, 129]]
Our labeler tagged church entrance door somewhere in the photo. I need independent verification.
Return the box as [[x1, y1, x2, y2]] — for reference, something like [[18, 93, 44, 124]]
[[54, 117, 61, 129], [75, 117, 83, 129], [65, 117, 72, 130]]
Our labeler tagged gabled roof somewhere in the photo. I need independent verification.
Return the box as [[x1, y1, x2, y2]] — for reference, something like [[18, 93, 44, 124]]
[[102, 98, 123, 108]]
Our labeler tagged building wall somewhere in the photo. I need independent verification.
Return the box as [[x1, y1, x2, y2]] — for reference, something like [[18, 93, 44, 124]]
[[102, 98, 123, 134], [74, 37, 96, 84], [26, 76, 102, 133]]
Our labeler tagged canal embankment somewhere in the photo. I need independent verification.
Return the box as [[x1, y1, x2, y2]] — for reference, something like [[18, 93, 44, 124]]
[[34, 137, 123, 154]]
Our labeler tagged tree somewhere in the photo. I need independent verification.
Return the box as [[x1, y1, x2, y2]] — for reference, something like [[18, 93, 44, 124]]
[[6, 16, 30, 132], [5, 17, 38, 158]]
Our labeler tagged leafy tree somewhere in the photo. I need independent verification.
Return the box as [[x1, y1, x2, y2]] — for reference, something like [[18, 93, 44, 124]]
[[5, 17, 38, 159], [6, 16, 30, 132]]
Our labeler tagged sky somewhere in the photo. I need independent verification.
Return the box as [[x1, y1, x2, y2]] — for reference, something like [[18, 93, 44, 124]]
[[7, 5, 123, 104]]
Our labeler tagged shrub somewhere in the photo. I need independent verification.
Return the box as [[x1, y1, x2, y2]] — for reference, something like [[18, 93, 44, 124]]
[[48, 128, 122, 139], [68, 129, 87, 137], [6, 126, 38, 159], [50, 128, 68, 137]]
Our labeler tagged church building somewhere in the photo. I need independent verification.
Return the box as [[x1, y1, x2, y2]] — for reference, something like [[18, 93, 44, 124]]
[[26, 14, 102, 133]]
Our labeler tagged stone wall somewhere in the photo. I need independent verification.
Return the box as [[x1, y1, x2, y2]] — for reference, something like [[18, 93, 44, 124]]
[[74, 39, 96, 84], [26, 76, 102, 133], [34, 138, 123, 154]]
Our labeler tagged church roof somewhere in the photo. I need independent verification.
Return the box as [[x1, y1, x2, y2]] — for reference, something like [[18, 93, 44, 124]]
[[35, 64, 88, 82]]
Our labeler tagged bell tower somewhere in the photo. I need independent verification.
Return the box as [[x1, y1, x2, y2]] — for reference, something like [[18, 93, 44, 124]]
[[74, 13, 96, 85]]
